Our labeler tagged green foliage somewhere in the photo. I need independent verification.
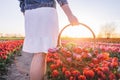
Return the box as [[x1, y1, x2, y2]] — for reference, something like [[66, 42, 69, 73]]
[[0, 37, 24, 40]]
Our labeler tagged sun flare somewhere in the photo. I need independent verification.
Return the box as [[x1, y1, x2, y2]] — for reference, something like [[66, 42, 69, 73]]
[[60, 25, 95, 38]]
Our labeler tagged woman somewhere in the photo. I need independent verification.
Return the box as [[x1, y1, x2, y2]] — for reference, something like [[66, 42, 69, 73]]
[[18, 0, 79, 80]]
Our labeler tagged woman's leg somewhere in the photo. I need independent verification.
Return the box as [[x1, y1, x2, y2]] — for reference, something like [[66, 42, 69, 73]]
[[30, 53, 46, 80]]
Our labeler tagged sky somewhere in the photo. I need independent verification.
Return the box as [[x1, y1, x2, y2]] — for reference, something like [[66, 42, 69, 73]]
[[0, 0, 120, 37]]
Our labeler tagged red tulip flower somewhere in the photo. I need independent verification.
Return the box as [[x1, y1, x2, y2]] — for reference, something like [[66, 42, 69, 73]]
[[83, 70, 94, 79], [52, 70, 59, 78]]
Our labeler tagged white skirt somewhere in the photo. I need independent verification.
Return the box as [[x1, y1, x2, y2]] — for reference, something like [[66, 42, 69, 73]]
[[23, 7, 59, 53]]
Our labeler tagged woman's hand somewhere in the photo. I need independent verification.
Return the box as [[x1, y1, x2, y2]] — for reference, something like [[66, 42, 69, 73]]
[[68, 14, 79, 26]]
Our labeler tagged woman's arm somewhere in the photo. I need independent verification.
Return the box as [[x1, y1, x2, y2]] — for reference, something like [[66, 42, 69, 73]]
[[57, 0, 79, 25], [61, 4, 79, 25], [18, 0, 25, 13]]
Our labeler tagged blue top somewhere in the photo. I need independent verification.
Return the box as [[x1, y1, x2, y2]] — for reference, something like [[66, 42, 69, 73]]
[[18, 0, 68, 13]]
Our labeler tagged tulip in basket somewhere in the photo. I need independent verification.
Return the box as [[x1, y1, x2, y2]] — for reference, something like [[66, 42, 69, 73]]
[[46, 23, 120, 80]]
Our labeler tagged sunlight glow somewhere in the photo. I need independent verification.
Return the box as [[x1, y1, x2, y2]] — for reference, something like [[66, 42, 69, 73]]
[[61, 25, 95, 38]]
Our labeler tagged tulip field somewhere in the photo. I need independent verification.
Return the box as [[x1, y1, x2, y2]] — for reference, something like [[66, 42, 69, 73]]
[[46, 38, 120, 80], [0, 40, 23, 75], [0, 38, 120, 80]]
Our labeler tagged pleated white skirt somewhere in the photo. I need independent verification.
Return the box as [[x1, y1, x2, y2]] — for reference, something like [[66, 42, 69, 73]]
[[23, 7, 59, 53]]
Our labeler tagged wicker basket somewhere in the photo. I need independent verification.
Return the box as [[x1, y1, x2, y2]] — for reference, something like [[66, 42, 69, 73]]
[[46, 23, 120, 80], [57, 23, 96, 47], [56, 23, 96, 70]]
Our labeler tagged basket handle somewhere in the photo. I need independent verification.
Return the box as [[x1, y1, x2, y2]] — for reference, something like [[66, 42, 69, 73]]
[[57, 23, 96, 47]]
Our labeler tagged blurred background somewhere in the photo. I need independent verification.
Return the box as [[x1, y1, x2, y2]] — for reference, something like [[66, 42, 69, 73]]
[[0, 0, 120, 38]]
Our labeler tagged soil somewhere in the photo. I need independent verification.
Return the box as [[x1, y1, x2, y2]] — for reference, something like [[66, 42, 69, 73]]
[[0, 52, 33, 80]]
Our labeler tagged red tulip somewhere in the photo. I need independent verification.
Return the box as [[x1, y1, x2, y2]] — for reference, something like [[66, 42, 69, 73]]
[[78, 75, 86, 80], [101, 67, 110, 74], [65, 51, 72, 57], [69, 76, 74, 80], [73, 47, 82, 54], [71, 70, 80, 77], [50, 64, 56, 70], [112, 57, 118, 63], [97, 70, 104, 78], [65, 70, 71, 78], [110, 62, 118, 68], [46, 57, 54, 63], [109, 73, 116, 80], [52, 70, 59, 78], [56, 60, 62, 67], [92, 58, 99, 64], [100, 73, 106, 80], [83, 70, 94, 79], [62, 67, 67, 73], [2, 55, 7, 60], [93, 50, 98, 56], [97, 54, 104, 61], [88, 63, 94, 68]]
